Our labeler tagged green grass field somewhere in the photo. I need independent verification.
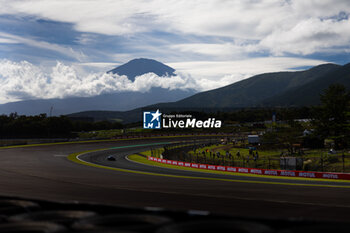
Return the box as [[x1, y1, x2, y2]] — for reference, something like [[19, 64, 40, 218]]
[[185, 144, 350, 172], [138, 142, 350, 172]]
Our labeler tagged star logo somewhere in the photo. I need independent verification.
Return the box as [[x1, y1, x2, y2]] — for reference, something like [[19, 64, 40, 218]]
[[143, 109, 162, 129], [150, 109, 161, 122]]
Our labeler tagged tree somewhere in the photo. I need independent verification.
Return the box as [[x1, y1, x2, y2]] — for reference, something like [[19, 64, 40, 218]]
[[313, 84, 350, 148]]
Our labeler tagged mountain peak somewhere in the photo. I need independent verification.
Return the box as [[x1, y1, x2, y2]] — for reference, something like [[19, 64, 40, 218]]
[[108, 58, 176, 81]]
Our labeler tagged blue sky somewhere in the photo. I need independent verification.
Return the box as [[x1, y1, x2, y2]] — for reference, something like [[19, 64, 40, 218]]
[[0, 0, 350, 103]]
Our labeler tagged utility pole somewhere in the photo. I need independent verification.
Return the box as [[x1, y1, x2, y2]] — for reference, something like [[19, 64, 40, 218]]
[[49, 106, 53, 117], [48, 106, 53, 138]]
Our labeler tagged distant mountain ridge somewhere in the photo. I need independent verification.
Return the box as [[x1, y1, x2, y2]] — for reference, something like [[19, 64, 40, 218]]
[[262, 63, 350, 106], [108, 58, 176, 81], [0, 58, 195, 116], [152, 63, 342, 109], [68, 62, 350, 123], [0, 88, 194, 116]]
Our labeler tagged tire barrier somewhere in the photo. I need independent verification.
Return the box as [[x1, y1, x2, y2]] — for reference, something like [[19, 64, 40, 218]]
[[9, 210, 96, 226], [156, 220, 273, 233], [0, 196, 348, 233], [73, 214, 173, 232]]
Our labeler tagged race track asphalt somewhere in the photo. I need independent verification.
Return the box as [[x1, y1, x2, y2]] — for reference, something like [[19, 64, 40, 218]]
[[0, 137, 350, 222]]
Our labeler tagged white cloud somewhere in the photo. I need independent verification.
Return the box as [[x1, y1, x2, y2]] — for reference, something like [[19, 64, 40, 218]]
[[0, 37, 18, 44], [75, 34, 98, 45], [170, 43, 258, 59], [167, 57, 326, 80], [0, 0, 350, 59], [0, 60, 196, 104], [259, 17, 350, 55], [1, 0, 350, 57], [0, 0, 148, 35], [0, 32, 87, 61]]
